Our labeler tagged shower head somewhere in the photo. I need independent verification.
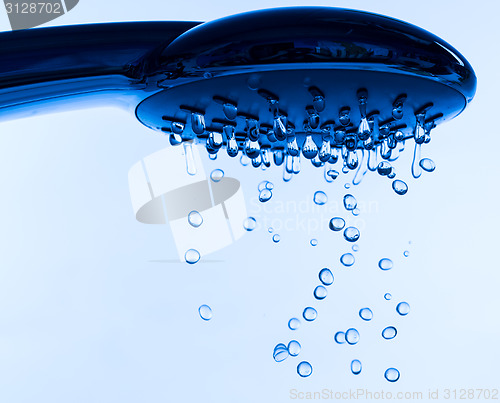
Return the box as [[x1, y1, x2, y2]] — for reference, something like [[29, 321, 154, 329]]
[[0, 7, 476, 175]]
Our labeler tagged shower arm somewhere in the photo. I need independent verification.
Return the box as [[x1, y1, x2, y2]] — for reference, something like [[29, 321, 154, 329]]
[[0, 21, 200, 120]]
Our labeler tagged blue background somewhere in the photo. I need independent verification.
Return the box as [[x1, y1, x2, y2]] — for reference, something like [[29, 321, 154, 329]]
[[0, 1, 498, 402]]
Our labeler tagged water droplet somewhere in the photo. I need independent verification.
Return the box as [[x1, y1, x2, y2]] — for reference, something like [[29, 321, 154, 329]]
[[210, 169, 224, 182], [419, 158, 436, 172], [319, 268, 334, 286], [334, 331, 345, 344], [384, 293, 392, 301], [384, 368, 400, 382], [308, 110, 320, 129], [313, 95, 325, 112], [303, 135, 319, 159], [274, 115, 287, 141], [359, 308, 373, 321], [244, 139, 261, 159], [358, 117, 371, 140], [273, 149, 285, 166], [377, 161, 393, 176], [346, 150, 359, 169], [344, 183, 351, 189], [171, 121, 185, 135], [224, 126, 239, 157], [314, 285, 328, 300], [297, 361, 313, 377], [326, 169, 339, 182], [382, 326, 397, 340], [252, 155, 262, 168], [258, 180, 274, 191], [341, 253, 355, 267], [388, 171, 396, 179], [313, 191, 328, 205], [288, 340, 301, 356], [396, 302, 410, 316], [310, 239, 318, 246], [303, 307, 317, 322], [343, 227, 360, 243], [208, 131, 223, 149], [352, 244, 360, 252], [352, 208, 360, 216], [188, 211, 203, 228], [351, 359, 362, 375], [273, 234, 281, 243], [169, 133, 183, 146], [198, 304, 212, 320], [259, 188, 273, 203], [183, 142, 197, 175], [208, 153, 217, 160], [191, 112, 206, 135], [345, 328, 360, 345], [378, 258, 393, 271], [292, 155, 301, 174], [412, 143, 422, 178], [367, 148, 378, 171], [273, 343, 289, 362], [223, 102, 237, 120], [343, 194, 357, 211], [329, 217, 345, 231], [185, 249, 200, 264], [288, 318, 301, 330], [243, 217, 257, 232], [404, 250, 410, 257], [319, 139, 331, 162], [392, 180, 408, 195]]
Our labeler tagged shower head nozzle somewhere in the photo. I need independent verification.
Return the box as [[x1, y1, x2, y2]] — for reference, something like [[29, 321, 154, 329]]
[[135, 7, 476, 172]]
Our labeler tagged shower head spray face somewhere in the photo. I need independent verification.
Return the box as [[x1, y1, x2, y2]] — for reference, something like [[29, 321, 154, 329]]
[[136, 7, 476, 174]]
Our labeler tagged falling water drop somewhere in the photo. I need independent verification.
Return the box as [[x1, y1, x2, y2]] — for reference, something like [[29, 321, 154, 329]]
[[310, 239, 318, 247], [273, 344, 289, 362], [382, 326, 397, 340], [384, 293, 392, 301], [208, 131, 223, 149], [288, 340, 301, 356], [292, 155, 301, 174], [343, 194, 357, 211], [343, 227, 360, 242], [351, 360, 362, 375], [352, 244, 360, 252], [297, 361, 313, 378], [185, 249, 200, 264], [188, 211, 203, 228], [367, 148, 378, 171], [245, 139, 261, 159], [329, 217, 345, 231], [319, 138, 331, 162], [359, 308, 373, 321], [392, 180, 408, 195], [325, 169, 339, 182], [287, 136, 300, 157], [346, 150, 359, 169], [183, 142, 197, 176], [243, 217, 257, 231], [258, 180, 274, 191], [274, 149, 285, 166], [313, 191, 328, 205], [340, 253, 355, 267], [344, 183, 351, 189], [319, 268, 334, 286], [273, 234, 281, 243], [259, 189, 273, 203], [345, 328, 360, 345], [314, 285, 328, 300], [303, 307, 317, 322], [384, 368, 400, 382], [377, 161, 393, 176], [288, 318, 301, 330], [198, 304, 213, 321], [274, 115, 287, 141], [358, 117, 371, 140], [412, 143, 422, 178], [240, 154, 250, 166], [396, 302, 411, 316], [378, 258, 393, 271], [210, 169, 224, 182], [303, 135, 319, 159], [334, 331, 346, 344], [403, 250, 410, 257], [419, 158, 436, 172]]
